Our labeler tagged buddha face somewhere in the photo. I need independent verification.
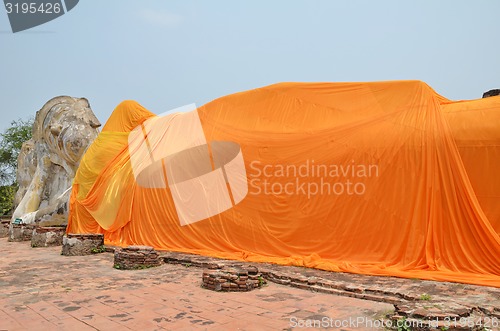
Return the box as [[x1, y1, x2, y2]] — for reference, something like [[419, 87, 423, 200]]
[[42, 97, 101, 166]]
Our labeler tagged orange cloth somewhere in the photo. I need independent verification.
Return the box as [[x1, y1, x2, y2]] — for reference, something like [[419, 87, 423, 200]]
[[68, 80, 500, 287], [442, 98, 500, 235]]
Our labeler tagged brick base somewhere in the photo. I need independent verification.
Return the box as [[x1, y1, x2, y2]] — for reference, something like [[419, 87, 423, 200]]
[[113, 246, 162, 270], [202, 266, 266, 292], [0, 220, 9, 238], [61, 233, 104, 256], [8, 223, 36, 242], [31, 226, 66, 247]]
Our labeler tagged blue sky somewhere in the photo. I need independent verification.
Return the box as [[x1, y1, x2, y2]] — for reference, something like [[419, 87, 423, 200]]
[[1, 0, 499, 130]]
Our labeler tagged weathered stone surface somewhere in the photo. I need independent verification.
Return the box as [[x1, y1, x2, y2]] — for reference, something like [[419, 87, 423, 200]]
[[202, 266, 266, 292], [483, 89, 500, 98], [12, 96, 100, 225], [31, 226, 66, 247], [8, 223, 36, 242], [114, 246, 162, 270], [61, 233, 104, 256]]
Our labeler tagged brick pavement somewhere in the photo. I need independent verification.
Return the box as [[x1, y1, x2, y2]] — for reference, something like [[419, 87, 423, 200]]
[[1, 237, 499, 330], [0, 238, 393, 330]]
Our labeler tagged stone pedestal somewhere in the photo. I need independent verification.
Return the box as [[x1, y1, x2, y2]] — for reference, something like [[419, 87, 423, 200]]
[[113, 246, 162, 270], [202, 266, 266, 292], [31, 226, 66, 247], [61, 233, 104, 256], [8, 223, 36, 242], [0, 220, 9, 238]]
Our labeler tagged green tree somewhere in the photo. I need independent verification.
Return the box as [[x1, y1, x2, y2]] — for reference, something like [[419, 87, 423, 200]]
[[0, 118, 33, 186], [0, 185, 16, 215], [0, 117, 33, 215]]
